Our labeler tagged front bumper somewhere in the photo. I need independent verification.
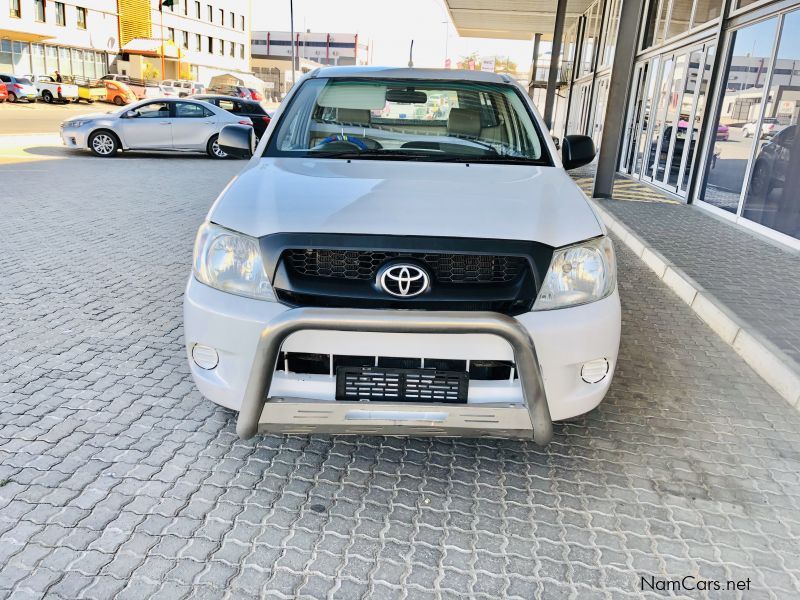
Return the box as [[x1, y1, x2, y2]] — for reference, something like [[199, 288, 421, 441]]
[[60, 127, 90, 149], [184, 278, 621, 443]]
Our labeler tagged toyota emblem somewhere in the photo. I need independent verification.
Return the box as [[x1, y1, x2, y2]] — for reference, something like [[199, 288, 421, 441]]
[[377, 263, 430, 297]]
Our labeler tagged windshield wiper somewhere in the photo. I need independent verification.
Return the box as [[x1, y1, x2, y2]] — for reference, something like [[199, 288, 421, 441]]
[[308, 149, 441, 160]]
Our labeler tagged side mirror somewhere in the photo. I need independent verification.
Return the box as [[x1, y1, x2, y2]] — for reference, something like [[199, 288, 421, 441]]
[[561, 134, 596, 170], [124, 110, 138, 118], [219, 124, 255, 159]]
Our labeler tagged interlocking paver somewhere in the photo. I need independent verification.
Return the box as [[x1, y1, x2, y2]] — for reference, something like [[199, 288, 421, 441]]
[[0, 147, 799, 599]]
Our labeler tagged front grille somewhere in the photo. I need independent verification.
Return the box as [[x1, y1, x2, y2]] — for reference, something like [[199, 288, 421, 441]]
[[284, 249, 527, 283], [336, 366, 469, 403]]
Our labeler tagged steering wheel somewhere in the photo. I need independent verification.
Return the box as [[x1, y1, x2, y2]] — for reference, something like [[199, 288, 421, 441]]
[[316, 134, 369, 151]]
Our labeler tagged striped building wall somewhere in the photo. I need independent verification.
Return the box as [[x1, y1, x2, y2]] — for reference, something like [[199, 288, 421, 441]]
[[117, 0, 152, 46]]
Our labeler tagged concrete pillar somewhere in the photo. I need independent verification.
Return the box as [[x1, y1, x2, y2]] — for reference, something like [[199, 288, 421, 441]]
[[592, 0, 646, 198], [543, 0, 568, 130], [529, 33, 542, 98]]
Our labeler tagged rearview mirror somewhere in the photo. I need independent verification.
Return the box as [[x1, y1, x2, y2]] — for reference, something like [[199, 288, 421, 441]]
[[219, 124, 255, 159], [385, 89, 428, 104], [561, 134, 596, 170]]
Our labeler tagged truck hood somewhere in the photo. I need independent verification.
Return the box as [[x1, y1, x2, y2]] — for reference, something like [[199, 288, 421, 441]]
[[209, 158, 603, 247]]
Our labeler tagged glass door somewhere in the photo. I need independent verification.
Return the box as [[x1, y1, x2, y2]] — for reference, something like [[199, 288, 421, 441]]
[[632, 56, 661, 177], [642, 55, 675, 181], [621, 62, 648, 173]]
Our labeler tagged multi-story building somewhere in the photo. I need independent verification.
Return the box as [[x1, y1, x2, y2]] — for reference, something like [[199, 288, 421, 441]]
[[115, 0, 250, 84], [250, 31, 369, 98], [0, 0, 119, 78]]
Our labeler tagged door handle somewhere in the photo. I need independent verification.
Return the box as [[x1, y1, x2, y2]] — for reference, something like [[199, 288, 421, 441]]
[[159, 122, 170, 125]]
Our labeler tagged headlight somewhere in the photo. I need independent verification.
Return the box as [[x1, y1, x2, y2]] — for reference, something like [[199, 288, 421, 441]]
[[192, 222, 276, 301], [533, 236, 616, 311]]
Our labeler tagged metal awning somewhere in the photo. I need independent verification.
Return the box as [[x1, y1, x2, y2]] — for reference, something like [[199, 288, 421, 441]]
[[443, 0, 593, 40], [0, 29, 53, 42], [122, 38, 185, 59]]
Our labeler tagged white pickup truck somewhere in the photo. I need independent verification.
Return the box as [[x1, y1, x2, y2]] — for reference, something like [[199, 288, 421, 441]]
[[185, 67, 621, 445], [26, 75, 79, 103]]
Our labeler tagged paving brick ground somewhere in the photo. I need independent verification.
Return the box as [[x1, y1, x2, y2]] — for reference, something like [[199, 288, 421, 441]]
[[1, 145, 800, 599], [570, 163, 800, 367]]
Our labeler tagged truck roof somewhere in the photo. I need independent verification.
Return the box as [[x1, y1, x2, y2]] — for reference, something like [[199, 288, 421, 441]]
[[310, 66, 514, 84]]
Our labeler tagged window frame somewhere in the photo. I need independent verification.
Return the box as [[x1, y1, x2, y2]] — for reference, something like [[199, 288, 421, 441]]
[[9, 0, 21, 19], [34, 0, 45, 22], [55, 1, 65, 26], [76, 6, 86, 29]]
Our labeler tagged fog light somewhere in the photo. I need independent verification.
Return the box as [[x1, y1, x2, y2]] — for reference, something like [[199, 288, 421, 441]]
[[581, 358, 609, 383], [192, 344, 219, 370]]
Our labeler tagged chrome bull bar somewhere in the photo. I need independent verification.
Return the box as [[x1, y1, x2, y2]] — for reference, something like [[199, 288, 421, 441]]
[[236, 307, 553, 446]]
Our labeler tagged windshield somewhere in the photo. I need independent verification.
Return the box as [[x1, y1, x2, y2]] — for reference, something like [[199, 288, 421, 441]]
[[265, 77, 550, 164], [18, 77, 33, 85]]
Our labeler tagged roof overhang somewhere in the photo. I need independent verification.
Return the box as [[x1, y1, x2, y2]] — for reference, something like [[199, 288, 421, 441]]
[[0, 30, 53, 42], [443, 0, 592, 41], [122, 38, 185, 59]]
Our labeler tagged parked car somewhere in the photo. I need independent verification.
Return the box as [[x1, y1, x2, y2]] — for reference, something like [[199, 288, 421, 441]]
[[207, 84, 255, 100], [0, 81, 7, 103], [103, 80, 138, 105], [742, 117, 784, 139], [190, 95, 272, 140], [716, 123, 729, 141], [25, 74, 79, 103], [748, 124, 795, 197], [0, 74, 38, 102], [99, 74, 165, 100], [59, 98, 252, 158], [161, 79, 205, 97], [184, 67, 620, 445]]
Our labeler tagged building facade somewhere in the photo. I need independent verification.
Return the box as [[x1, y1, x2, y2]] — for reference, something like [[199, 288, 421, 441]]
[[250, 31, 369, 98], [114, 0, 250, 83], [555, 0, 800, 247], [0, 0, 119, 78]]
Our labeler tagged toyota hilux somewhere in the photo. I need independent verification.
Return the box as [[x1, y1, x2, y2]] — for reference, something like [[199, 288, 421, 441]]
[[184, 67, 620, 445]]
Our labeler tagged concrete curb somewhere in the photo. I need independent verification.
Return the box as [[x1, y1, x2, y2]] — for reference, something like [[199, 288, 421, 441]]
[[591, 199, 800, 410]]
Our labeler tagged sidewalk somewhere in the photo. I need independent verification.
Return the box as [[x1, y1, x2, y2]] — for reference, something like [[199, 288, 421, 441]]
[[570, 164, 800, 408]]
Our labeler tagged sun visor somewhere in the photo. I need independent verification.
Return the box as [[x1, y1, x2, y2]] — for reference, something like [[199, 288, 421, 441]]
[[317, 83, 387, 110]]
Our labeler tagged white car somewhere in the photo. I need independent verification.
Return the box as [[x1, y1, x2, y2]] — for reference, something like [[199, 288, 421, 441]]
[[742, 117, 784, 139], [184, 67, 621, 445], [59, 98, 252, 158], [25, 74, 78, 103]]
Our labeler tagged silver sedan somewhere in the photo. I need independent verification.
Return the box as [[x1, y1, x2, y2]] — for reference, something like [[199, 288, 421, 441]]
[[59, 98, 252, 158]]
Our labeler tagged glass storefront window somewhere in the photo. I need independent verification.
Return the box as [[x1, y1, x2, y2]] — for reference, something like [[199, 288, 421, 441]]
[[71, 49, 84, 77], [58, 47, 71, 75], [700, 18, 778, 213], [680, 46, 715, 193], [600, 0, 620, 68], [45, 46, 58, 73], [693, 0, 723, 26], [12, 41, 30, 74], [31, 43, 45, 75], [741, 10, 800, 239], [0, 40, 11, 72], [668, 0, 693, 39]]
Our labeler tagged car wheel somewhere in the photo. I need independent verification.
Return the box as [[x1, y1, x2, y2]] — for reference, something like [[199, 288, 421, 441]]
[[89, 130, 120, 157], [8, 92, 17, 103], [42, 90, 53, 103], [749, 162, 770, 196], [207, 134, 227, 159], [112, 95, 124, 106]]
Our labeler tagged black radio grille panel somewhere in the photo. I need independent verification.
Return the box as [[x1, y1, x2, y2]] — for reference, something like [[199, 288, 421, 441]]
[[336, 366, 469, 403], [285, 249, 526, 283]]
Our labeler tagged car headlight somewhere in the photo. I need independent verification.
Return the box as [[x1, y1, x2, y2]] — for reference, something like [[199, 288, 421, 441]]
[[533, 236, 616, 311], [66, 120, 92, 128], [192, 222, 276, 301]]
